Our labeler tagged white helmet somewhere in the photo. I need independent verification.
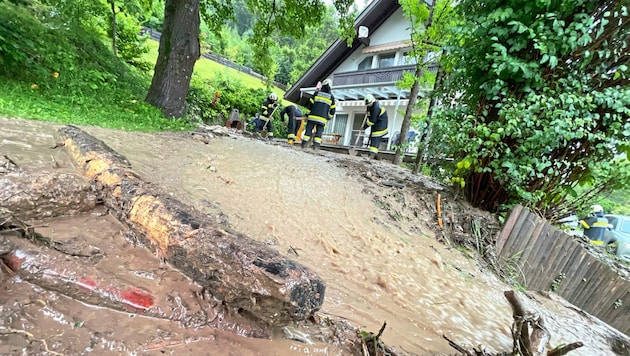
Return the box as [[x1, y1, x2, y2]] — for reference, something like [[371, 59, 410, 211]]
[[322, 78, 332, 88], [268, 92, 278, 101], [364, 94, 376, 105], [592, 205, 604, 213]]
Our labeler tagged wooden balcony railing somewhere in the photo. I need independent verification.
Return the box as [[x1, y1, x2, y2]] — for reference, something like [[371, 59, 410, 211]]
[[332, 64, 438, 86]]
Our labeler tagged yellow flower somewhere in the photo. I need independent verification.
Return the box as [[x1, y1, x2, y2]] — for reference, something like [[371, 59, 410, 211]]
[[31, 84, 39, 89], [52, 71, 59, 79]]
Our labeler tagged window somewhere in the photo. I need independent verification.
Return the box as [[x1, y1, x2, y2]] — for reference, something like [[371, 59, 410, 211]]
[[358, 56, 373, 71], [324, 114, 347, 135], [378, 53, 395, 68]]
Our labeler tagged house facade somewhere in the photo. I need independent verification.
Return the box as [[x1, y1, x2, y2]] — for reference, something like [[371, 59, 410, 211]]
[[284, 0, 436, 150]]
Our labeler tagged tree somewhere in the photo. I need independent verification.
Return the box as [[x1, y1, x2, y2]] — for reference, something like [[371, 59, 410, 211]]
[[394, 0, 430, 167], [437, 0, 629, 219], [145, 0, 200, 118], [146, 0, 355, 118], [394, 0, 454, 165]]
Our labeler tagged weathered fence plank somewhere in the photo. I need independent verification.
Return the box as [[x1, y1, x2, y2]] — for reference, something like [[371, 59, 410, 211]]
[[499, 206, 530, 260], [524, 225, 555, 288], [496, 204, 522, 254], [496, 205, 630, 335], [560, 247, 589, 297], [513, 214, 539, 267]]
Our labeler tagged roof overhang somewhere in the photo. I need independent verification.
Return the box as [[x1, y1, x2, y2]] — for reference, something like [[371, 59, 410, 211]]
[[362, 40, 412, 54]]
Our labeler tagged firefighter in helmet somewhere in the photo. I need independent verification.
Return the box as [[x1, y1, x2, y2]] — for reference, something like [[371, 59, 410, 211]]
[[302, 79, 335, 150], [579, 204, 610, 243], [363, 94, 389, 159], [259, 92, 279, 139], [280, 104, 304, 145]]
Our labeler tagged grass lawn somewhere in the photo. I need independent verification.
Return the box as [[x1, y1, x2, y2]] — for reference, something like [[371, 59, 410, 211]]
[[143, 40, 287, 104]]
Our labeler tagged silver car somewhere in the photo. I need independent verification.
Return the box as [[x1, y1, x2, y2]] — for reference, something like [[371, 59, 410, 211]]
[[604, 214, 630, 262]]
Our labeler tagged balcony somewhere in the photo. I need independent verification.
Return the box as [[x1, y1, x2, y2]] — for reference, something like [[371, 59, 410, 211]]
[[332, 64, 438, 87]]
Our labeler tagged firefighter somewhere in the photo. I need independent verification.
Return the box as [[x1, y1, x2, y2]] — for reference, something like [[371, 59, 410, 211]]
[[259, 92, 279, 139], [363, 94, 389, 159], [279, 105, 303, 145], [302, 79, 335, 150], [579, 205, 610, 243]]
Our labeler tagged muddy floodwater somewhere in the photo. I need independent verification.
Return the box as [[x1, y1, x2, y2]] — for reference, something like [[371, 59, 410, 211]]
[[1, 117, 627, 355]]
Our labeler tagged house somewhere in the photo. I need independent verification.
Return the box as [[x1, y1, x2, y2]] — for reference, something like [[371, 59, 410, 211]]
[[284, 0, 437, 151]]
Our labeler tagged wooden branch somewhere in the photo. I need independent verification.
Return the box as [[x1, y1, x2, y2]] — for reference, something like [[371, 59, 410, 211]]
[[376, 321, 387, 339], [437, 194, 443, 228], [504, 290, 533, 355], [0, 170, 97, 221], [442, 335, 474, 356], [3, 155, 19, 167], [529, 315, 550, 355], [547, 342, 584, 356]]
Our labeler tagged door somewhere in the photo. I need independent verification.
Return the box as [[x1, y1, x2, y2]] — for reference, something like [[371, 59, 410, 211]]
[[351, 112, 367, 147]]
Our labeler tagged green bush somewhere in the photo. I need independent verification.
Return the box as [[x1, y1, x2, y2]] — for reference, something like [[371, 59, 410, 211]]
[[111, 12, 152, 72], [0, 2, 193, 132]]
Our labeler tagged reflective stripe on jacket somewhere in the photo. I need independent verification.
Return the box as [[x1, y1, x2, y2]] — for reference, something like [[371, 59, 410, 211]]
[[366, 101, 388, 138], [308, 90, 335, 125], [261, 99, 276, 119]]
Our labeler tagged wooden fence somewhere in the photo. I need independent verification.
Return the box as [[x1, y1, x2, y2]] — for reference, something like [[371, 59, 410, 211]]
[[496, 205, 630, 335]]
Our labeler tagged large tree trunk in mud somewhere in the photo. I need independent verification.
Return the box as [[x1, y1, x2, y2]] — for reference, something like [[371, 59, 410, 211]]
[[145, 0, 200, 118], [56, 125, 325, 325], [0, 234, 271, 337], [0, 170, 97, 221]]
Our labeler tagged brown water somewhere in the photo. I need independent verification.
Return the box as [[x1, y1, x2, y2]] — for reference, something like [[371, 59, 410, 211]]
[[1, 117, 626, 355]]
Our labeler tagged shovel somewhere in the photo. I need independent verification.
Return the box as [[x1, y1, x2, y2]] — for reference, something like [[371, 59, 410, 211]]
[[261, 104, 280, 136], [349, 113, 368, 156]]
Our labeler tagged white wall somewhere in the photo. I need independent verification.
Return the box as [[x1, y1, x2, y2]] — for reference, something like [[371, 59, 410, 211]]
[[369, 10, 409, 46], [327, 7, 423, 148], [334, 8, 411, 74]]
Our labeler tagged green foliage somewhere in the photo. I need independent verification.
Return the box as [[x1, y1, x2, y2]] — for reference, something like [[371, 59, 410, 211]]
[[437, 0, 630, 218], [0, 78, 191, 132], [550, 272, 566, 292], [394, 0, 458, 166], [186, 74, 266, 126], [0, 2, 145, 95], [143, 1, 164, 31], [198, 0, 355, 81], [0, 2, 191, 132], [109, 11, 152, 71]]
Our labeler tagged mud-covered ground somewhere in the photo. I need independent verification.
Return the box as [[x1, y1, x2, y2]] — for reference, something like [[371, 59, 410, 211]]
[[1, 117, 629, 355]]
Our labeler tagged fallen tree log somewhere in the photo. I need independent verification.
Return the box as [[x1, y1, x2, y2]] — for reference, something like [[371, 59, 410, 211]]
[[0, 234, 270, 337], [56, 125, 325, 325], [0, 169, 97, 221]]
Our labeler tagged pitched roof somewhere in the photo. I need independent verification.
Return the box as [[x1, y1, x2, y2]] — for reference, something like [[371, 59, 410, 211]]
[[284, 0, 403, 105]]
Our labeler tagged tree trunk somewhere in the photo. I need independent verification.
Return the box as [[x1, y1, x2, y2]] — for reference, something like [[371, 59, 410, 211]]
[[1, 234, 271, 336], [110, 0, 117, 57], [412, 65, 442, 175], [393, 65, 422, 165], [0, 170, 97, 221], [57, 125, 326, 325], [145, 0, 200, 118]]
